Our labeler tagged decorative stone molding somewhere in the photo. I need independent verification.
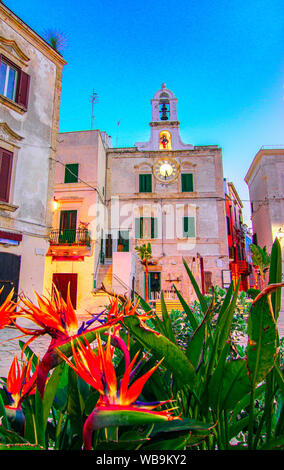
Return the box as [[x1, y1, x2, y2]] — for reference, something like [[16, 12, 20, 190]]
[[0, 122, 24, 146], [0, 36, 30, 68]]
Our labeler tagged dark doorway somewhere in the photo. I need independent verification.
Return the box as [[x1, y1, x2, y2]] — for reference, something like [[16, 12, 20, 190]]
[[0, 252, 21, 303], [145, 271, 161, 299], [204, 271, 212, 294], [52, 273, 78, 309], [105, 234, 112, 258]]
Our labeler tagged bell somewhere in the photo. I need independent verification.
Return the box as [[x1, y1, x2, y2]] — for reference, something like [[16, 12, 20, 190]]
[[160, 103, 169, 120]]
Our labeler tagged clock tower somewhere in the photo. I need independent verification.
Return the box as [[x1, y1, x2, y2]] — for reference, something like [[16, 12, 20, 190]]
[[135, 83, 194, 151]]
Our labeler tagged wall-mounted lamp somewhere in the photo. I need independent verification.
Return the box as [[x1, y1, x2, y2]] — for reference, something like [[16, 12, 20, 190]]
[[277, 228, 284, 239], [52, 197, 59, 211]]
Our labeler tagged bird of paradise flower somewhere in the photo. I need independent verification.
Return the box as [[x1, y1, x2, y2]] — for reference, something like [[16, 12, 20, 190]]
[[56, 333, 181, 450], [0, 287, 18, 330], [8, 285, 152, 397], [8, 285, 118, 396], [2, 353, 39, 433]]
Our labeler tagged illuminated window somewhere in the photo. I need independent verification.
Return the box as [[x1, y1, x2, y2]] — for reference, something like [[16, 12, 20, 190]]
[[159, 130, 172, 150]]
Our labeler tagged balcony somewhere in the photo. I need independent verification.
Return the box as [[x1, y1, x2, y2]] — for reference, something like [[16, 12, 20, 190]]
[[47, 228, 91, 257]]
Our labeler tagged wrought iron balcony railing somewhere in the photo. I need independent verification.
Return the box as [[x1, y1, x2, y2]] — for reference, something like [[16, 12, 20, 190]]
[[49, 229, 91, 247]]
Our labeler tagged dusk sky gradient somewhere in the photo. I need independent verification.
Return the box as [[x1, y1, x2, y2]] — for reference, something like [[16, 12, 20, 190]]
[[4, 0, 284, 225]]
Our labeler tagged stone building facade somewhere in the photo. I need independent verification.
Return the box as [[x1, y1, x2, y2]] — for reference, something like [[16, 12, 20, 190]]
[[245, 147, 284, 287], [42, 84, 230, 312], [0, 3, 66, 303], [106, 84, 230, 306], [43, 130, 112, 314]]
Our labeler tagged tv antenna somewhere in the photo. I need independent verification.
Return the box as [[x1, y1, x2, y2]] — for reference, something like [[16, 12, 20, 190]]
[[89, 89, 99, 129]]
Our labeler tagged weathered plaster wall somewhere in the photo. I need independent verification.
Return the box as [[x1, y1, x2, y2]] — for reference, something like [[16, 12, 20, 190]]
[[0, 4, 65, 301]]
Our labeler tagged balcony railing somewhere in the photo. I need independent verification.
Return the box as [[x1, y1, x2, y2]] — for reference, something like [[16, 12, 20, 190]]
[[49, 229, 91, 247]]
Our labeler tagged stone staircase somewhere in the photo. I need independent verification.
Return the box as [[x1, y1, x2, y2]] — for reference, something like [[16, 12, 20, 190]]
[[155, 298, 183, 316], [96, 263, 113, 291], [91, 263, 113, 311]]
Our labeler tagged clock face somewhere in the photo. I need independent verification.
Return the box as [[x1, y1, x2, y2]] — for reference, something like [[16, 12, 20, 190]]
[[153, 159, 179, 183]]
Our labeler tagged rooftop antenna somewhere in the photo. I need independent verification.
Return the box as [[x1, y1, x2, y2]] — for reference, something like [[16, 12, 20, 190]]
[[116, 120, 121, 147], [89, 89, 98, 129]]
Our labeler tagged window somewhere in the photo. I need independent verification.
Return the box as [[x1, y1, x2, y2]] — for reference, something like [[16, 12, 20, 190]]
[[139, 174, 152, 192], [64, 163, 79, 183], [0, 147, 13, 202], [59, 210, 77, 243], [226, 216, 231, 236], [183, 216, 196, 238], [118, 230, 129, 252], [135, 217, 158, 239], [181, 173, 194, 192], [0, 55, 30, 109]]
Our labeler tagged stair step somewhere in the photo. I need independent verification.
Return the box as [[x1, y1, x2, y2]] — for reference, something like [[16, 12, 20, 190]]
[[155, 299, 183, 315]]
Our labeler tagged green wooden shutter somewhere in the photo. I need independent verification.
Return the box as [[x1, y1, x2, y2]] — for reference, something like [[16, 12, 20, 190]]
[[135, 218, 141, 238], [139, 174, 152, 193], [146, 174, 152, 192], [183, 216, 195, 237], [64, 163, 79, 183], [181, 173, 193, 192], [151, 217, 158, 239]]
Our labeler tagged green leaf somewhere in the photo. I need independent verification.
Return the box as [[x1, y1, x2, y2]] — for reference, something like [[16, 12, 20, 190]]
[[95, 440, 148, 450], [151, 417, 214, 436], [160, 291, 177, 344], [173, 285, 199, 331], [67, 367, 84, 446], [209, 358, 250, 412], [215, 281, 234, 323], [216, 277, 240, 352], [0, 443, 44, 450], [141, 434, 189, 450], [260, 435, 284, 450], [185, 298, 215, 368], [182, 258, 208, 314], [0, 392, 9, 430], [57, 324, 111, 360], [124, 316, 196, 390], [19, 341, 39, 369], [246, 284, 280, 387], [34, 390, 45, 447], [138, 295, 168, 336], [274, 363, 284, 395], [269, 238, 282, 321], [42, 362, 66, 429]]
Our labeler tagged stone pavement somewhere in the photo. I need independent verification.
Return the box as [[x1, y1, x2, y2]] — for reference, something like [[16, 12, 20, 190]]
[[0, 315, 92, 378], [0, 308, 283, 380]]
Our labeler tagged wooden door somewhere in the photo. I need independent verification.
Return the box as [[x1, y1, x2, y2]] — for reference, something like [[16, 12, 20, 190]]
[[53, 273, 78, 309], [0, 252, 21, 303]]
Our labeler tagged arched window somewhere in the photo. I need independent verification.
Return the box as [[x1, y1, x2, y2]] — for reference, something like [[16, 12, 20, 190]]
[[159, 130, 172, 150], [159, 99, 170, 120]]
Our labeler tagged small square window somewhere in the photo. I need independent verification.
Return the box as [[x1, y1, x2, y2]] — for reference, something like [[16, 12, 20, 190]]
[[181, 173, 194, 192], [139, 174, 152, 192], [64, 163, 79, 183]]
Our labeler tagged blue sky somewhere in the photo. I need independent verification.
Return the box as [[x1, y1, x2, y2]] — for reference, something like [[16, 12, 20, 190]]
[[5, 0, 284, 225]]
